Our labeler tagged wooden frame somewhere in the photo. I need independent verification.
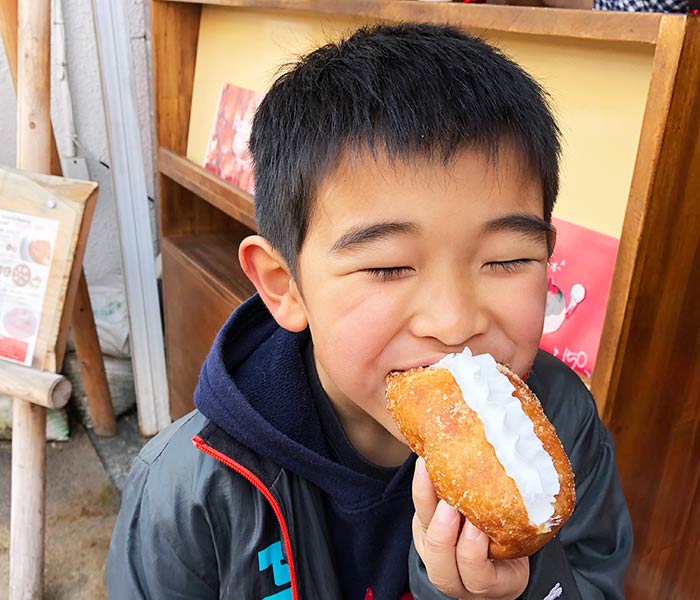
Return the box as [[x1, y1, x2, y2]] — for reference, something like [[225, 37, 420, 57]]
[[3, 2, 108, 597], [2, 164, 97, 599], [0, 167, 97, 370], [0, 0, 117, 438], [150, 2, 700, 597]]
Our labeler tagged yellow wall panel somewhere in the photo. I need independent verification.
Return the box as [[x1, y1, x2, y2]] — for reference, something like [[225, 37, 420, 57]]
[[187, 7, 654, 238]]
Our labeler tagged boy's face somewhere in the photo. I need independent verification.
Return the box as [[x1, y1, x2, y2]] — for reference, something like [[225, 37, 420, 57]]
[[294, 146, 550, 460]]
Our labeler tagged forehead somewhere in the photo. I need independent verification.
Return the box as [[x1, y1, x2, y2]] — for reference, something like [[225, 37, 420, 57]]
[[306, 145, 544, 239]]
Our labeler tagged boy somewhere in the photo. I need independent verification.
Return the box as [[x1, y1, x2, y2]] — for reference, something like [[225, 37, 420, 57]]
[[107, 23, 632, 599]]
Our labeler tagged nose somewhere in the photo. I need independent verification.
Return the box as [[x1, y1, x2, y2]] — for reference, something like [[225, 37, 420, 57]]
[[409, 275, 489, 348]]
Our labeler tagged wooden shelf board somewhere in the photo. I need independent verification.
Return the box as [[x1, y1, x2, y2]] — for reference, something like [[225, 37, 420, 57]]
[[156, 0, 667, 44], [158, 147, 257, 231], [162, 229, 257, 304]]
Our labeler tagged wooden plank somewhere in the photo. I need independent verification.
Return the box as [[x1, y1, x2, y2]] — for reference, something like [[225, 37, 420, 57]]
[[158, 0, 666, 44], [152, 1, 236, 237], [592, 15, 685, 415], [159, 148, 256, 231], [54, 190, 98, 373], [161, 231, 255, 418], [70, 271, 117, 436], [597, 15, 700, 600], [94, 0, 170, 436], [152, 1, 206, 237]]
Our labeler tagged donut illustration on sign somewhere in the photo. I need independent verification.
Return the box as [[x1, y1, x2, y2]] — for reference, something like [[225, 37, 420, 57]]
[[20, 237, 52, 266], [11, 263, 31, 287], [28, 239, 52, 265]]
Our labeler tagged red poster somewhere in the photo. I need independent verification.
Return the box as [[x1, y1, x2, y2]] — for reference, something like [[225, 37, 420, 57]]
[[204, 83, 264, 194], [540, 218, 619, 379]]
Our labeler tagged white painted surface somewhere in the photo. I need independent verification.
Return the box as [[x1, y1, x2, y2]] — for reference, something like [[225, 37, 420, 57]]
[[0, 0, 158, 359], [0, 43, 17, 167], [92, 0, 170, 435]]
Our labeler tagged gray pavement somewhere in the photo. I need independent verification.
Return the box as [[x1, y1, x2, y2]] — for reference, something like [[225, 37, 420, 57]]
[[0, 410, 148, 599]]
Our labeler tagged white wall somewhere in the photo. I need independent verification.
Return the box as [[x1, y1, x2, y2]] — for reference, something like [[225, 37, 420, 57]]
[[0, 38, 16, 168], [0, 0, 158, 356]]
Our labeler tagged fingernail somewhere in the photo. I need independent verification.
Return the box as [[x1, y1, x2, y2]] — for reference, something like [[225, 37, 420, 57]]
[[464, 519, 481, 540], [434, 500, 458, 525]]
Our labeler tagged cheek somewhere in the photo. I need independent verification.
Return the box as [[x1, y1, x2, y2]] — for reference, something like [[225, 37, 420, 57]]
[[499, 276, 548, 365], [483, 272, 547, 348], [316, 290, 402, 365], [307, 285, 407, 398], [507, 283, 546, 333]]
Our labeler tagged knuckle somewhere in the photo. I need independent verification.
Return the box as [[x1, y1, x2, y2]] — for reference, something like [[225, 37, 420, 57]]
[[455, 543, 480, 567], [422, 531, 448, 556]]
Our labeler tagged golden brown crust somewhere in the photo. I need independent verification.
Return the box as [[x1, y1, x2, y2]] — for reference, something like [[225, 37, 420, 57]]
[[386, 364, 575, 559]]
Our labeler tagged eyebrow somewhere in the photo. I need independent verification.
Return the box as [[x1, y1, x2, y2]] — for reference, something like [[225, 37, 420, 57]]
[[330, 221, 419, 254], [483, 214, 555, 250]]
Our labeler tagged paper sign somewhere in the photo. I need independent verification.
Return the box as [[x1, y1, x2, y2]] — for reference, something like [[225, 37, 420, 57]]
[[0, 209, 59, 365], [204, 83, 264, 194], [540, 217, 619, 379]]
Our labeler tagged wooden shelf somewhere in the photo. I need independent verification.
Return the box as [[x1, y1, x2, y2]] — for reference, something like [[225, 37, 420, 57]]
[[157, 0, 667, 44], [161, 230, 256, 417], [152, 6, 700, 594], [162, 229, 256, 304], [158, 147, 257, 231]]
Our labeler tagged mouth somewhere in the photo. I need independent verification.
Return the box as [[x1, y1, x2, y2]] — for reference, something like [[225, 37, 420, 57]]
[[390, 357, 447, 375]]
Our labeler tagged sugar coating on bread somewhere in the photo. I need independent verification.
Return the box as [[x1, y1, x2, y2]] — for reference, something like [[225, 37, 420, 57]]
[[386, 349, 575, 559], [435, 350, 560, 527]]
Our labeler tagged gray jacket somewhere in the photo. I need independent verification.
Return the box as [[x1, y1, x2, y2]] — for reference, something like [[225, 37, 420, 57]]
[[106, 352, 632, 599]]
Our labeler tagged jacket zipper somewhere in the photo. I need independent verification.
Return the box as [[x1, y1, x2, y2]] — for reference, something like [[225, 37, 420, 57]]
[[192, 435, 300, 600]]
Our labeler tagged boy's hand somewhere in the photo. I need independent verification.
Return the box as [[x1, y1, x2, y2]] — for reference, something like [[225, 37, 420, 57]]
[[412, 457, 529, 599]]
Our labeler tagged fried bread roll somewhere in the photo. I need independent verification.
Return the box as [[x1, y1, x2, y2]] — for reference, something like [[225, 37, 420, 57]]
[[386, 349, 575, 559]]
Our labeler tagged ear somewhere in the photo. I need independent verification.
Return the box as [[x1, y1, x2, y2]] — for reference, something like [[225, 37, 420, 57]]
[[238, 235, 308, 332]]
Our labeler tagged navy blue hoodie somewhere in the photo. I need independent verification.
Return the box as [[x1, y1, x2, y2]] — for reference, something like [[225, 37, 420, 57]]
[[195, 294, 416, 599]]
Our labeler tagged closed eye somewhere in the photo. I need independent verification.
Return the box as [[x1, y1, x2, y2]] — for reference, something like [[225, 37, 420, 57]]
[[484, 259, 535, 273], [364, 266, 414, 281]]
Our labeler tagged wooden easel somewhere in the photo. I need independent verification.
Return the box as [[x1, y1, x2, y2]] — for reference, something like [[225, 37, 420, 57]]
[[0, 0, 116, 436], [0, 1, 115, 598]]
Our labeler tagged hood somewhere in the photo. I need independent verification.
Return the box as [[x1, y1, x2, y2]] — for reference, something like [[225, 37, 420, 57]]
[[194, 294, 414, 509]]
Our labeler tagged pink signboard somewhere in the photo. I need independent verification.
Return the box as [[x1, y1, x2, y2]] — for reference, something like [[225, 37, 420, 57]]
[[204, 83, 264, 194], [540, 218, 619, 379]]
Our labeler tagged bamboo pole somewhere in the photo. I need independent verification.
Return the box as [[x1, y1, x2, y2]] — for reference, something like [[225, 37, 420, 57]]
[[10, 400, 47, 600], [9, 1, 51, 598], [0, 363, 71, 409]]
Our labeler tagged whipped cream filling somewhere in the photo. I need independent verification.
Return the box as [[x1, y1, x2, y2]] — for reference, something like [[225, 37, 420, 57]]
[[434, 348, 560, 527]]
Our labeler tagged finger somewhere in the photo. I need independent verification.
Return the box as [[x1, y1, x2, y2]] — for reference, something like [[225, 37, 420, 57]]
[[453, 519, 497, 595], [419, 499, 466, 597], [455, 521, 529, 598], [412, 456, 438, 531]]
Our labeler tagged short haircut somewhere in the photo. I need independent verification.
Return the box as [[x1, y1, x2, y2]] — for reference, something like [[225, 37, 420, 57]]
[[249, 22, 561, 274]]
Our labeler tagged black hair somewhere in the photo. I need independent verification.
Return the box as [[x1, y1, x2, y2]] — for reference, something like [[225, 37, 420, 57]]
[[249, 22, 561, 273]]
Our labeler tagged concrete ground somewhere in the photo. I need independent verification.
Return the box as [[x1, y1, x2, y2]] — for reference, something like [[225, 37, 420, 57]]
[[0, 410, 147, 599]]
